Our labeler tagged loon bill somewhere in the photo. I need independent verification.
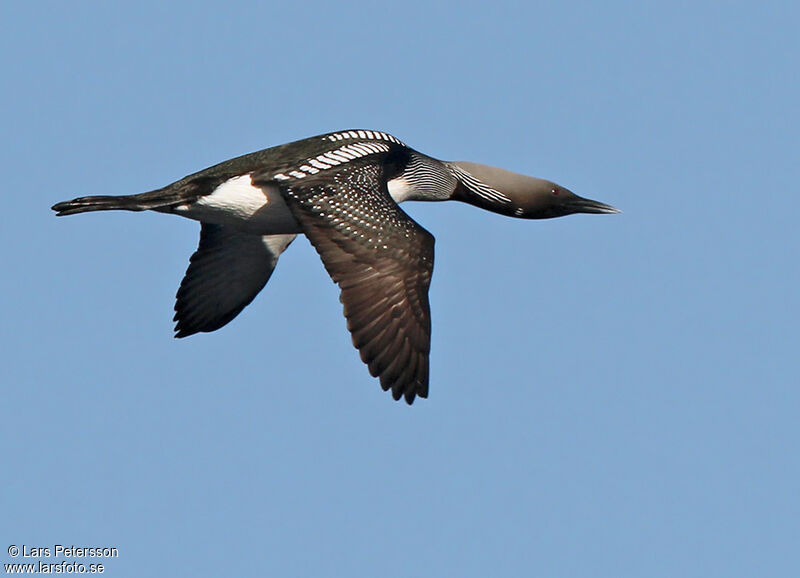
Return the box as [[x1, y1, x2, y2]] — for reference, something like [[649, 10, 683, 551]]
[[52, 129, 619, 404]]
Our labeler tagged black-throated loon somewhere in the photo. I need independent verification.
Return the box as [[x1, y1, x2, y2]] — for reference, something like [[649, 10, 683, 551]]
[[52, 129, 619, 404]]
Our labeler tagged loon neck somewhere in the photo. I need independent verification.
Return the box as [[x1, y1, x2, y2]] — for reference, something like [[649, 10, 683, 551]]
[[386, 151, 459, 204], [445, 162, 518, 216]]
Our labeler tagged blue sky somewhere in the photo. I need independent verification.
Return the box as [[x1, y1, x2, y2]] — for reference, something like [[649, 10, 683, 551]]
[[2, 1, 798, 576]]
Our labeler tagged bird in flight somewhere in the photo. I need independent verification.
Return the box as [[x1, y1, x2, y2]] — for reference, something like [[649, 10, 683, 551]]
[[52, 129, 619, 404]]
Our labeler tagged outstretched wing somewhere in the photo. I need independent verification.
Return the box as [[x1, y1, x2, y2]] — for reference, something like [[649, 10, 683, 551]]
[[174, 224, 295, 337], [256, 161, 434, 404]]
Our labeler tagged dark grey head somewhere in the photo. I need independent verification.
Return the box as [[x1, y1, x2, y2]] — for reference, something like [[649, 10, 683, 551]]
[[449, 161, 619, 220]]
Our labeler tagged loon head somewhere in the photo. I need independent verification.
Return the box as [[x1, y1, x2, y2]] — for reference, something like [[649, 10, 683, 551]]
[[449, 161, 620, 220]]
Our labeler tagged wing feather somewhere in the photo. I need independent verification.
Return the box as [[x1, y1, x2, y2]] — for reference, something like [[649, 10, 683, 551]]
[[258, 160, 434, 403], [174, 224, 295, 337]]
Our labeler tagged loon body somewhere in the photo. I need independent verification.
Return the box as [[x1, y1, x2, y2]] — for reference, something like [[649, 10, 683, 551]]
[[52, 129, 619, 404]]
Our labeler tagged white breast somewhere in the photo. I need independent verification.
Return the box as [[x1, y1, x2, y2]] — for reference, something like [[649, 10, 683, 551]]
[[175, 174, 301, 235], [387, 177, 414, 203]]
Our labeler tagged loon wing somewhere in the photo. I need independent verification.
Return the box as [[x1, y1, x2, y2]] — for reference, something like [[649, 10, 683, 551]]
[[174, 224, 295, 337], [257, 160, 434, 404]]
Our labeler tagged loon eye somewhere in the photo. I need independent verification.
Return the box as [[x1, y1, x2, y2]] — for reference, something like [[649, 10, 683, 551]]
[[551, 187, 560, 196]]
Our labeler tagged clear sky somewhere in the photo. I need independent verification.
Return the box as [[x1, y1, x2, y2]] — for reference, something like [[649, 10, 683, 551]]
[[2, 1, 798, 576]]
